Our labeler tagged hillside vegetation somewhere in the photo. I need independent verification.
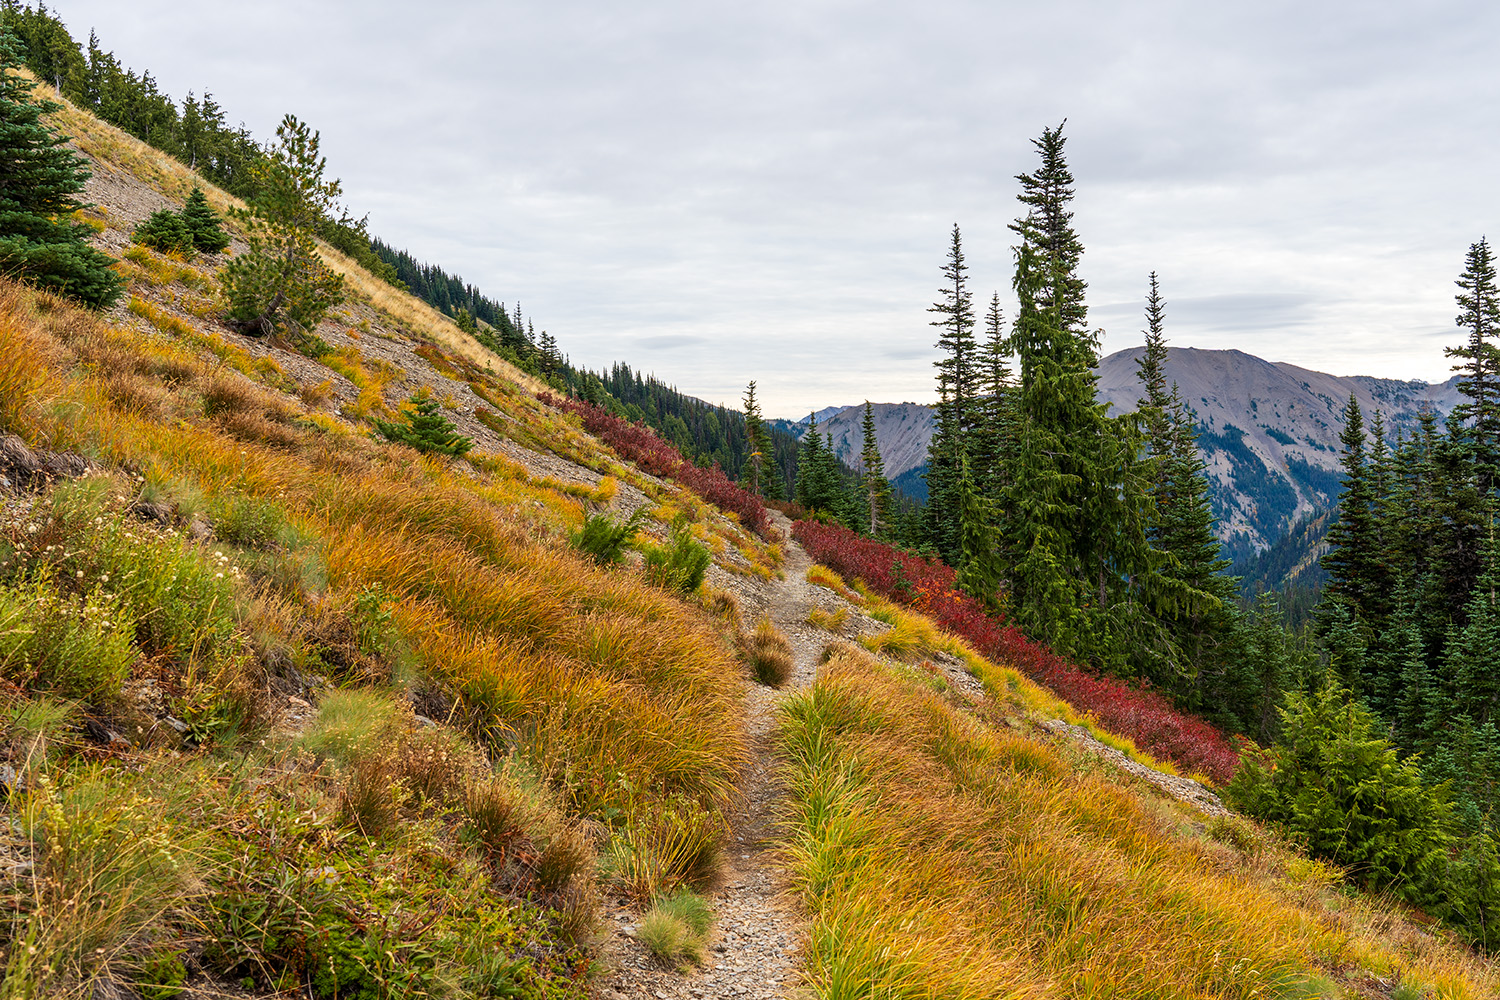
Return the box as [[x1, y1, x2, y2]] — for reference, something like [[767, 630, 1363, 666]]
[[1, 31, 1498, 1000]]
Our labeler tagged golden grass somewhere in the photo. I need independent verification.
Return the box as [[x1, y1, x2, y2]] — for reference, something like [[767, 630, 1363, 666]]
[[779, 647, 1499, 999]]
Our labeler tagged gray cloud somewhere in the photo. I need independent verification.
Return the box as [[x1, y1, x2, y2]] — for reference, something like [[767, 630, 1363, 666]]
[[51, 0, 1500, 416]]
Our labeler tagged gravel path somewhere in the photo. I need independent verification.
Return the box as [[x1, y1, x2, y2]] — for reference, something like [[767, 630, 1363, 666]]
[[597, 513, 818, 1000]]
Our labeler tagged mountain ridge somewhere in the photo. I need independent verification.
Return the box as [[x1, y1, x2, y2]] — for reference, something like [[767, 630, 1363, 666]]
[[805, 346, 1463, 553]]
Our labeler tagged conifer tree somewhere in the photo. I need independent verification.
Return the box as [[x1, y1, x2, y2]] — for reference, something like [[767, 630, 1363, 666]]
[[742, 381, 767, 496], [180, 185, 229, 252], [971, 292, 1015, 505], [858, 400, 891, 538], [373, 392, 473, 457], [221, 114, 345, 337], [0, 25, 121, 308], [923, 224, 978, 562], [131, 207, 194, 254], [1001, 123, 1157, 666], [1136, 271, 1173, 467], [1447, 238, 1500, 493], [954, 454, 1003, 610]]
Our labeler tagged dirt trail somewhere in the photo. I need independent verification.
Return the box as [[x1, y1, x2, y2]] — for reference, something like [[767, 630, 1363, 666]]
[[597, 513, 820, 1000]]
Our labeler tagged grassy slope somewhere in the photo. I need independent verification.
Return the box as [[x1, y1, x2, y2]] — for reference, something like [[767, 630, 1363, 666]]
[[782, 573, 1500, 999], [0, 79, 1495, 1000], [0, 86, 782, 998]]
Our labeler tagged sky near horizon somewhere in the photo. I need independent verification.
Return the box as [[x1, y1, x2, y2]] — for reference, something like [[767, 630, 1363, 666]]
[[47, 0, 1500, 417]]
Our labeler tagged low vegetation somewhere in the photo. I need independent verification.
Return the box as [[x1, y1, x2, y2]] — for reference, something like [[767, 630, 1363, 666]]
[[795, 518, 1241, 783], [779, 644, 1499, 998]]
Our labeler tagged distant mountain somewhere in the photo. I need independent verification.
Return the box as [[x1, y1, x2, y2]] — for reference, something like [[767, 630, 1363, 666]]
[[803, 347, 1463, 555], [1097, 347, 1461, 556]]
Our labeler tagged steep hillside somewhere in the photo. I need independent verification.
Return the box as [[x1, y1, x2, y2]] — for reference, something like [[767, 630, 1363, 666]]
[[3, 60, 1498, 1000]]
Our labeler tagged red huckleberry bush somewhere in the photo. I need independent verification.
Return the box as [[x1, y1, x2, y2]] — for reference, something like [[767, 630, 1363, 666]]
[[542, 394, 770, 535], [793, 518, 1240, 784]]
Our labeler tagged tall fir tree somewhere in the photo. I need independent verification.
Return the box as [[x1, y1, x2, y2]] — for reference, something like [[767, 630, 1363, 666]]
[[1447, 238, 1500, 494], [923, 224, 978, 563], [1000, 123, 1158, 669], [858, 401, 891, 538], [971, 292, 1016, 507], [0, 24, 121, 308]]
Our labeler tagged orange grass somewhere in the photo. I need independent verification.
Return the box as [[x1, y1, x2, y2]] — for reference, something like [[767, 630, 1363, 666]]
[[779, 647, 1498, 999]]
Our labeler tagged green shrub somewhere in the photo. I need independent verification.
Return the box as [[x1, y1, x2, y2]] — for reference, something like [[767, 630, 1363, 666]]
[[642, 526, 710, 596], [0, 578, 135, 701], [132, 208, 195, 255], [1225, 683, 1452, 901], [373, 393, 473, 457], [570, 508, 646, 566]]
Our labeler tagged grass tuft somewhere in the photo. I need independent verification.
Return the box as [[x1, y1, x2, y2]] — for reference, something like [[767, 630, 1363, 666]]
[[743, 615, 793, 687]]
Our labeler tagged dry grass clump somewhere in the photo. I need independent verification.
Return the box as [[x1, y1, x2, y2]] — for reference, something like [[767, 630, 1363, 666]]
[[805, 605, 849, 632], [777, 646, 1499, 999], [639, 889, 714, 968], [743, 615, 793, 687]]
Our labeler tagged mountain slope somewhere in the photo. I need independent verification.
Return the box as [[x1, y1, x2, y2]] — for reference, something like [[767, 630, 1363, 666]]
[[1097, 346, 1461, 553], [810, 347, 1462, 552]]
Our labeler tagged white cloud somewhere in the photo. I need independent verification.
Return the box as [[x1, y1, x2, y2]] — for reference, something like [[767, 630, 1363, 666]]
[[51, 0, 1500, 415]]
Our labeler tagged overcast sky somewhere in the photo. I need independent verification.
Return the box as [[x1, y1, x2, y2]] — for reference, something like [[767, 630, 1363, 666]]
[[51, 0, 1500, 416]]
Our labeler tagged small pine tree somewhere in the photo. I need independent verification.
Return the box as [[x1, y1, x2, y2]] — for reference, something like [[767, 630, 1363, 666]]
[[374, 393, 473, 457], [222, 115, 345, 337], [132, 207, 195, 254], [180, 185, 229, 253], [742, 381, 767, 496], [454, 306, 476, 335], [0, 25, 122, 308]]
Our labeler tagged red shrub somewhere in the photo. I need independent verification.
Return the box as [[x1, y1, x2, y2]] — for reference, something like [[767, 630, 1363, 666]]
[[541, 393, 769, 534], [792, 518, 1240, 784]]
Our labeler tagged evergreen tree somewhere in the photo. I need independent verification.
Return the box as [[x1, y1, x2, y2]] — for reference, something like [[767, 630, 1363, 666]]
[[858, 400, 892, 538], [1447, 238, 1500, 493], [0, 25, 121, 308], [1000, 123, 1157, 669], [221, 114, 345, 338], [954, 454, 1003, 610], [742, 381, 767, 496], [180, 185, 229, 252], [971, 292, 1015, 506], [1135, 271, 1173, 469], [131, 207, 194, 254], [923, 224, 978, 562], [373, 392, 473, 457]]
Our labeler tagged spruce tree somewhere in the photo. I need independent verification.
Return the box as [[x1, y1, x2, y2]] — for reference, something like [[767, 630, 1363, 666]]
[[131, 207, 194, 254], [923, 224, 978, 562], [858, 400, 891, 538], [1447, 238, 1500, 493], [180, 185, 229, 252], [374, 392, 473, 457], [742, 381, 767, 496], [222, 115, 345, 338], [971, 292, 1016, 506], [1001, 123, 1157, 668], [0, 25, 121, 308]]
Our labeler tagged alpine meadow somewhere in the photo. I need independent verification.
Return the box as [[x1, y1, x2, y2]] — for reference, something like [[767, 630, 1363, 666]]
[[3, 3, 1500, 999]]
